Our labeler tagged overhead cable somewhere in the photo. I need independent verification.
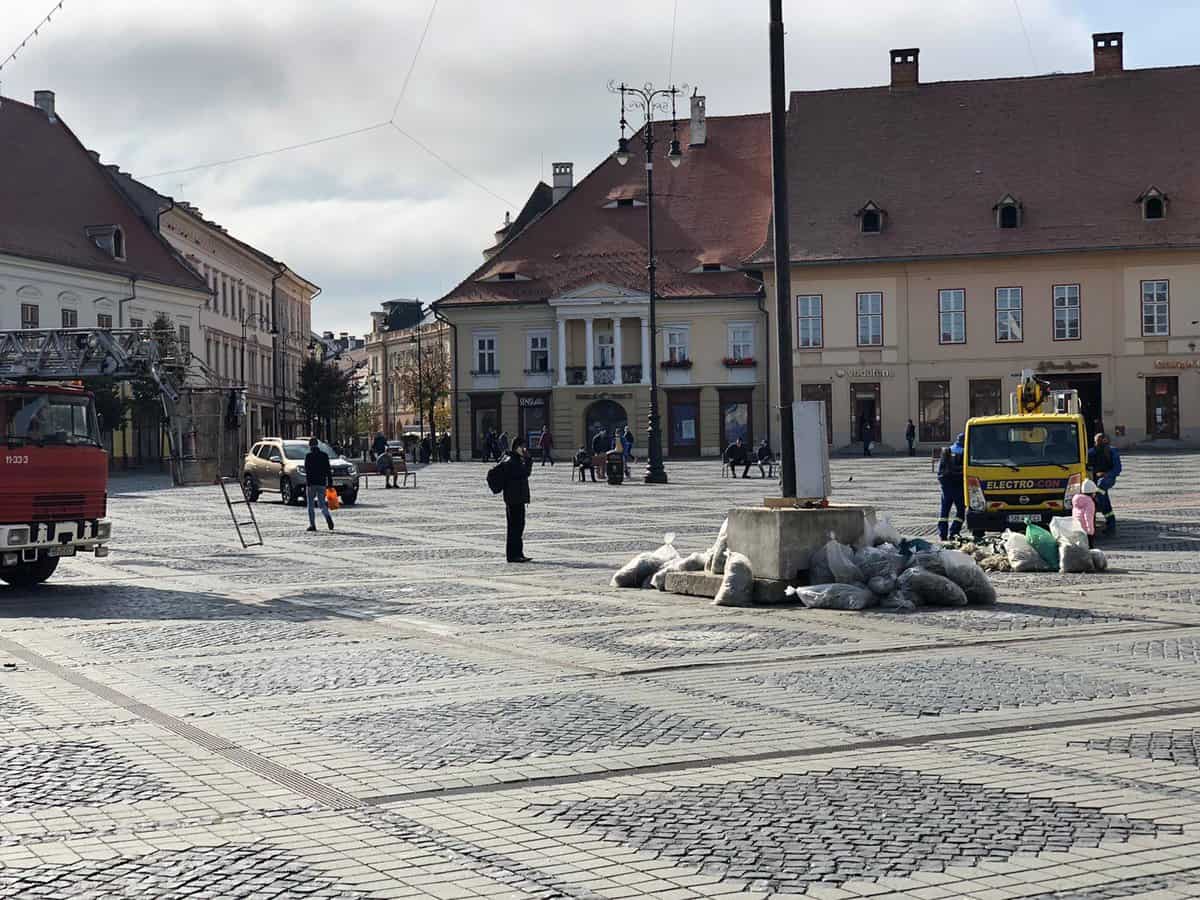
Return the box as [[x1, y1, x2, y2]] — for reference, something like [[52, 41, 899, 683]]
[[0, 1, 65, 74]]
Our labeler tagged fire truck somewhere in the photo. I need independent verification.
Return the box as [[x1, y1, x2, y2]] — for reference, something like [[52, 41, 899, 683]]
[[0, 329, 177, 586]]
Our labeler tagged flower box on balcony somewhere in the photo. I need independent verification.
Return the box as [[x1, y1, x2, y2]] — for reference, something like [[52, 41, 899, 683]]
[[660, 358, 693, 370], [722, 357, 757, 368]]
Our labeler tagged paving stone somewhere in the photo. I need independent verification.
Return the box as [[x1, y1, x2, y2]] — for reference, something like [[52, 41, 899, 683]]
[[0, 740, 177, 810], [0, 684, 40, 718], [744, 658, 1160, 716], [530, 767, 1173, 892], [548, 623, 854, 659], [307, 692, 743, 768], [1071, 730, 1200, 767], [1020, 865, 1200, 898], [72, 621, 346, 655], [162, 646, 496, 699], [866, 603, 1128, 632]]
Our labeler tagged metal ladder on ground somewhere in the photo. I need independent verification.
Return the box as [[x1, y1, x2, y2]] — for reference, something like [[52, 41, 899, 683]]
[[217, 477, 263, 548]]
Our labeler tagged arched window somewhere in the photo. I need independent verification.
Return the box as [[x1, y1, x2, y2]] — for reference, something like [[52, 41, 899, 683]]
[[112, 227, 125, 259], [994, 195, 1022, 229], [856, 201, 885, 234], [1138, 187, 1168, 221]]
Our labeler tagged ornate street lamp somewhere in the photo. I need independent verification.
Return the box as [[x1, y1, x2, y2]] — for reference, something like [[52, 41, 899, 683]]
[[610, 80, 685, 484]]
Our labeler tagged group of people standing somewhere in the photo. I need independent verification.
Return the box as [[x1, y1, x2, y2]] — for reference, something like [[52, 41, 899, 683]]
[[571, 426, 635, 481]]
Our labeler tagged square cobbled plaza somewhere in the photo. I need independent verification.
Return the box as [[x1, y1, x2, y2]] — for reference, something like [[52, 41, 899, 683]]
[[4, 453, 1200, 900]]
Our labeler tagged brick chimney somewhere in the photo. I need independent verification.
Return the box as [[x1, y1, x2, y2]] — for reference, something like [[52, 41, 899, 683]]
[[552, 162, 573, 204], [889, 49, 919, 90], [1093, 32, 1123, 75], [689, 92, 707, 147], [33, 90, 56, 122]]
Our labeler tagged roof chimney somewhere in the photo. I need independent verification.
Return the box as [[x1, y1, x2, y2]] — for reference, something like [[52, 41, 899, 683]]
[[33, 90, 56, 122], [552, 162, 573, 204], [1093, 32, 1124, 75], [689, 92, 707, 146], [889, 48, 919, 90]]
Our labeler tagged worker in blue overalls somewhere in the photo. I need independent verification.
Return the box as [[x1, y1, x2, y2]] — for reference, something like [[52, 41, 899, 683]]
[[937, 432, 966, 541]]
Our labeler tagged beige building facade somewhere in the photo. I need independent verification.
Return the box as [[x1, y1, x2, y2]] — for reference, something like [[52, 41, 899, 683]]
[[758, 33, 1200, 452], [366, 302, 451, 438]]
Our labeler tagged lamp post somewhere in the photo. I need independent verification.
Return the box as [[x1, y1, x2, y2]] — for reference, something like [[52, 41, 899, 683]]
[[238, 310, 276, 449], [611, 80, 684, 484]]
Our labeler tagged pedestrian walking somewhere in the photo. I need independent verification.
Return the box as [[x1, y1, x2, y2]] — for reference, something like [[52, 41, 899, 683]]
[[621, 426, 634, 476], [1073, 479, 1099, 548], [539, 425, 555, 466], [724, 437, 752, 478], [936, 432, 965, 541], [1087, 432, 1122, 534], [502, 437, 534, 563], [439, 432, 452, 462], [861, 420, 874, 457], [304, 437, 335, 532], [498, 431, 510, 457], [905, 419, 916, 457], [484, 429, 498, 462]]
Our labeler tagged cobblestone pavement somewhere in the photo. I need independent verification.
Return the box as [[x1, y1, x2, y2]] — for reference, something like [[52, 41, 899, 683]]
[[2, 453, 1200, 898]]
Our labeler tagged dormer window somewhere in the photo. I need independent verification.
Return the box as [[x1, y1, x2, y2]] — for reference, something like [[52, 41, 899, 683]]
[[855, 201, 885, 234], [702, 263, 722, 272], [602, 186, 647, 209], [476, 261, 532, 283], [689, 261, 730, 273], [86, 224, 126, 260], [994, 195, 1022, 229], [1137, 186, 1168, 220], [498, 272, 517, 281]]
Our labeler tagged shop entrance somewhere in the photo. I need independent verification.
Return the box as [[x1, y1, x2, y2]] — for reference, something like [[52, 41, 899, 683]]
[[470, 394, 501, 459], [518, 394, 550, 451], [850, 382, 880, 444], [666, 390, 701, 458], [584, 399, 627, 450], [1145, 376, 1179, 440]]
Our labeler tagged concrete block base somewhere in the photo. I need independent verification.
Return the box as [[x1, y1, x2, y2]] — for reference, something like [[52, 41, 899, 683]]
[[663, 571, 792, 605], [726, 505, 876, 582]]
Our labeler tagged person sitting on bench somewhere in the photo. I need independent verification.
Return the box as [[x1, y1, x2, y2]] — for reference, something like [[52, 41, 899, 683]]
[[724, 437, 752, 478], [377, 449, 398, 488], [755, 439, 772, 477]]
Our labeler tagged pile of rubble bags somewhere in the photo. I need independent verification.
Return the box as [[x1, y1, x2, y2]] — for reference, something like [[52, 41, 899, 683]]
[[783, 518, 998, 612], [609, 522, 758, 607], [943, 519, 1107, 575]]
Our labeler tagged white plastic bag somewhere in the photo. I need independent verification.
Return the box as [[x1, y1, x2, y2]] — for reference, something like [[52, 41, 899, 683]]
[[1050, 516, 1088, 550], [714, 551, 754, 607], [1090, 548, 1108, 571], [650, 551, 708, 590], [707, 519, 730, 575], [1059, 542, 1095, 574], [873, 515, 902, 547], [612, 538, 679, 588], [786, 583, 876, 610], [1003, 529, 1051, 573], [825, 540, 865, 585]]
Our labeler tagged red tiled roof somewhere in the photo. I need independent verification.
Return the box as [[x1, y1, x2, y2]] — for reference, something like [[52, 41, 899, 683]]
[[751, 64, 1200, 265], [0, 97, 207, 291], [436, 114, 771, 308]]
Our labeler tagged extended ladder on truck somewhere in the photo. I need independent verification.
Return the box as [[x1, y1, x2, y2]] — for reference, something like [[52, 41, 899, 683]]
[[217, 477, 263, 549]]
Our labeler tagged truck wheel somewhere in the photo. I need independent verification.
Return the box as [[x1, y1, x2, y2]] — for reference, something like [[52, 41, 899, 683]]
[[0, 555, 60, 588], [280, 478, 298, 506], [341, 489, 358, 506], [242, 474, 260, 502]]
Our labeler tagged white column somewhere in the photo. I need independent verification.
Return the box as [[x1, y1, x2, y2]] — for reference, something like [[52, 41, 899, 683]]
[[640, 317, 650, 385], [556, 318, 567, 386], [613, 317, 623, 385], [584, 317, 595, 385]]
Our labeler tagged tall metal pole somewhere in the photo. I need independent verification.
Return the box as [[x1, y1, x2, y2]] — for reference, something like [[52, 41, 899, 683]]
[[644, 114, 668, 484], [416, 318, 425, 447], [769, 0, 797, 498]]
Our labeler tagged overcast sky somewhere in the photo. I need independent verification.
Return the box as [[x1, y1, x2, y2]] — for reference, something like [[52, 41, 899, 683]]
[[4, 1, 1197, 335]]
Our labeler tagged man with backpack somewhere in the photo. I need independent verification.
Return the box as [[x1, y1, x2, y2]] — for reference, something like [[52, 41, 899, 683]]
[[487, 436, 533, 562], [936, 432, 965, 541]]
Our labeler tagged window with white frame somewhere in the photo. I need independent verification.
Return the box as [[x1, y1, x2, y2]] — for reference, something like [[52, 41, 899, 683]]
[[97, 313, 112, 330], [796, 295, 823, 348], [527, 332, 549, 373], [20, 303, 38, 329], [938, 289, 965, 344], [728, 323, 754, 360], [665, 326, 690, 363], [1053, 284, 1081, 340], [475, 334, 497, 373], [1141, 280, 1169, 336], [856, 292, 883, 346], [596, 331, 614, 368], [61, 307, 78, 328], [995, 287, 1023, 342]]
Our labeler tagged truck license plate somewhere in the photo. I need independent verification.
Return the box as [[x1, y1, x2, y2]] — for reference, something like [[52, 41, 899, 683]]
[[1007, 514, 1040, 524], [47, 545, 77, 558]]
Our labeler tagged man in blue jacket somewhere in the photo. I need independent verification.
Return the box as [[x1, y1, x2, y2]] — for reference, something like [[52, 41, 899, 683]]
[[1087, 432, 1122, 534], [936, 433, 965, 541]]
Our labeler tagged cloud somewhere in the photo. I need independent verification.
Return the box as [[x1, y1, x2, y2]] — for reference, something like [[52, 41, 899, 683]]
[[1, 0, 1184, 332]]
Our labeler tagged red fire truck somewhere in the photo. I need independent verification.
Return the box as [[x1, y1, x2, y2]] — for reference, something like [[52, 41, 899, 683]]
[[0, 383, 111, 585], [0, 329, 177, 587]]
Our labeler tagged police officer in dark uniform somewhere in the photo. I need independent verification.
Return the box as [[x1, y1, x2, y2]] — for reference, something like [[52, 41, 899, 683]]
[[937, 432, 966, 541]]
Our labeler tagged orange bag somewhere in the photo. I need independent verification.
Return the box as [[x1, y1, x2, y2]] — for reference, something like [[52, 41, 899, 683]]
[[325, 487, 340, 510]]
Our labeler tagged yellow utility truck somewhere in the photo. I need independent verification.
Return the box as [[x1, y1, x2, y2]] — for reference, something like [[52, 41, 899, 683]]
[[963, 370, 1088, 538]]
